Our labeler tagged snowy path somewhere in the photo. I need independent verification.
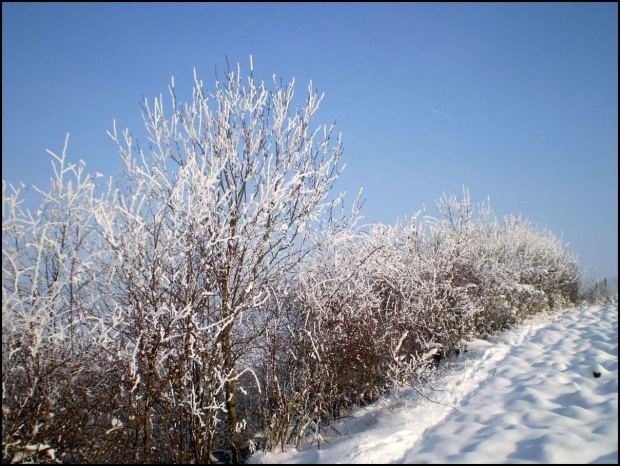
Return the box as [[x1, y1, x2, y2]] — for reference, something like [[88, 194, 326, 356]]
[[250, 305, 618, 464]]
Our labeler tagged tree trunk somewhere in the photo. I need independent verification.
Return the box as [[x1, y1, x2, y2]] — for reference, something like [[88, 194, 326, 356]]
[[222, 327, 240, 463]]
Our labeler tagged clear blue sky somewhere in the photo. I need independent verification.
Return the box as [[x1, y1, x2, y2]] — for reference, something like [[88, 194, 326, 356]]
[[2, 3, 618, 279]]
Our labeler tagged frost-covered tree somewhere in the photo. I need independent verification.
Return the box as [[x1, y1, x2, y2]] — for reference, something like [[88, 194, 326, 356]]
[[95, 57, 348, 462]]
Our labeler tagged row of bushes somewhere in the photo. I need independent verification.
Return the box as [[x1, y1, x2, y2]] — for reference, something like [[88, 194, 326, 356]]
[[238, 189, 582, 454], [2, 61, 587, 463], [2, 182, 583, 464]]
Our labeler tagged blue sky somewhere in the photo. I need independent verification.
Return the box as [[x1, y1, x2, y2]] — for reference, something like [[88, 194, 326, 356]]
[[2, 3, 618, 279]]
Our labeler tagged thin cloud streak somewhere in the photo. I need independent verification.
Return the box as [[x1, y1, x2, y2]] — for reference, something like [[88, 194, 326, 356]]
[[430, 109, 488, 133], [431, 109, 455, 119]]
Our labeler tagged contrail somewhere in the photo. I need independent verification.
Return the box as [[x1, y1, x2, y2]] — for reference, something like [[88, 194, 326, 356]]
[[430, 109, 486, 132], [431, 109, 455, 119]]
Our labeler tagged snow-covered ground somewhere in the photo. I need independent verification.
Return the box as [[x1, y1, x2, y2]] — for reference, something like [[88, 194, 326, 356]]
[[249, 304, 618, 464]]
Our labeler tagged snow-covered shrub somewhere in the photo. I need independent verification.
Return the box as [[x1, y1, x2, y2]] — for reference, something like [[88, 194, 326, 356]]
[[2, 137, 119, 463], [361, 191, 483, 368], [472, 214, 580, 329], [578, 273, 617, 305], [251, 229, 385, 451], [361, 189, 580, 359]]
